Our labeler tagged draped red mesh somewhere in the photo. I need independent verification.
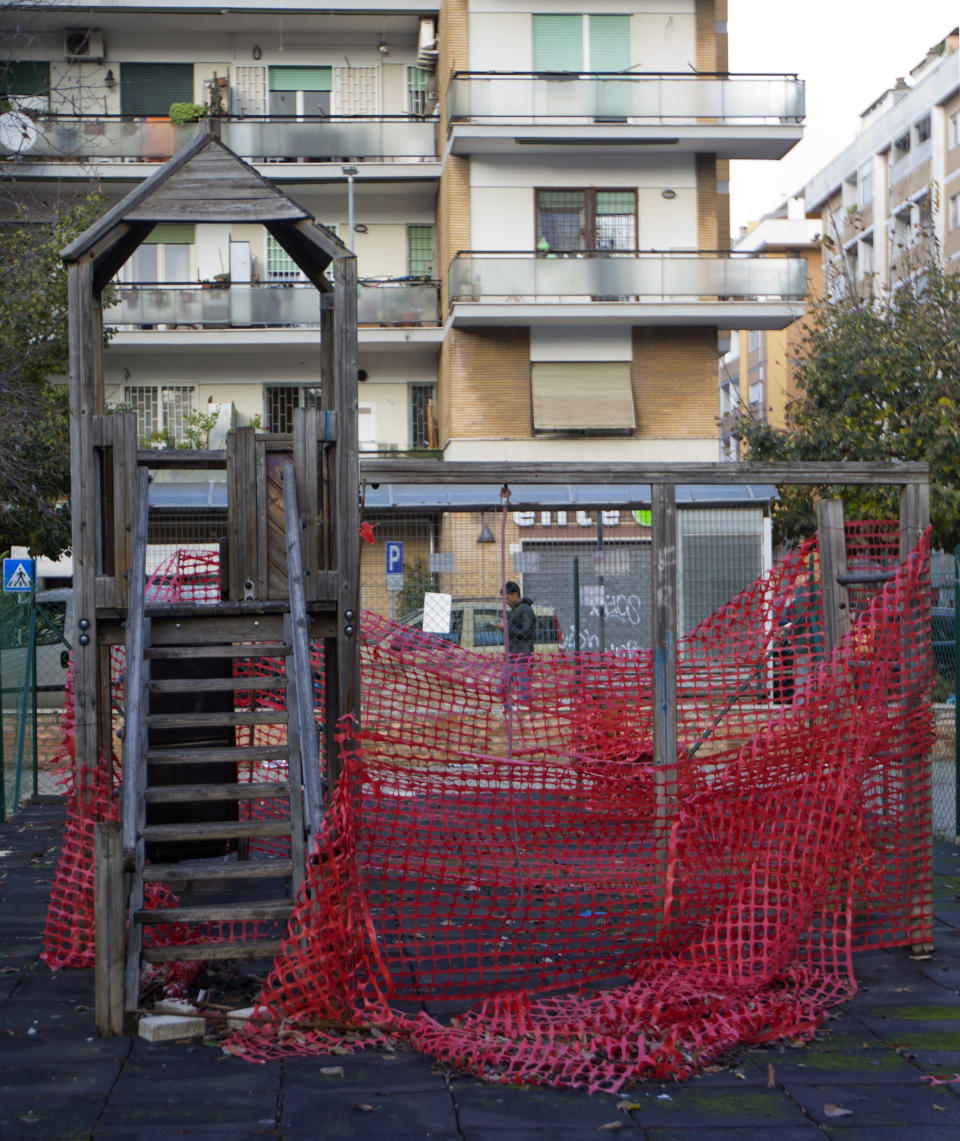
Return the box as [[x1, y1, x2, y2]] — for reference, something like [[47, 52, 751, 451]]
[[41, 527, 936, 1091]]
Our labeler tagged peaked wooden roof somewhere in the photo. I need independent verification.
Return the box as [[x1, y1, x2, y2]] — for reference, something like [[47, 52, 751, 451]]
[[61, 132, 350, 291]]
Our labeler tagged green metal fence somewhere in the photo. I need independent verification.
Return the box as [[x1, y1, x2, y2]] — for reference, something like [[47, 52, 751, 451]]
[[929, 549, 958, 843], [0, 588, 71, 820]]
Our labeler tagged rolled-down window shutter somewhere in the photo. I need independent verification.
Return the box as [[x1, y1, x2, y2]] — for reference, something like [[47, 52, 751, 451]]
[[531, 362, 635, 431]]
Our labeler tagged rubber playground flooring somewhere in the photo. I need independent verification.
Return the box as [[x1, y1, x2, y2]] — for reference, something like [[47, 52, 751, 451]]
[[1, 798, 959, 1140]]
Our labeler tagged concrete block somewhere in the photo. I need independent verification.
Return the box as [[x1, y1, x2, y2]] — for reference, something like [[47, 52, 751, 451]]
[[138, 1014, 206, 1042], [226, 1006, 256, 1031]]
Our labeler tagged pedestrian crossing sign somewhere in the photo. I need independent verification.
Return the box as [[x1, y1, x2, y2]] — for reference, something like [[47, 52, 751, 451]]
[[3, 558, 35, 593]]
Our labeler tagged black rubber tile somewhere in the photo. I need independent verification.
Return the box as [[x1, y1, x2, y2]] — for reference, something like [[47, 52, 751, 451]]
[[282, 1046, 447, 1093], [96, 1087, 278, 1131], [822, 1128, 960, 1141], [280, 1084, 459, 1137], [646, 1129, 824, 1141], [450, 1078, 626, 1131], [0, 1056, 123, 1096], [782, 1080, 960, 1128], [632, 1086, 813, 1130], [0, 1093, 105, 1139]]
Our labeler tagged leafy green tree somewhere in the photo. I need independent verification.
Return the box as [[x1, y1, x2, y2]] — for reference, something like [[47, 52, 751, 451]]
[[0, 194, 110, 556], [733, 256, 960, 550], [396, 556, 436, 618]]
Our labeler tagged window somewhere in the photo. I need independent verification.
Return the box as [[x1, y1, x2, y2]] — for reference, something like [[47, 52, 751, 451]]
[[530, 362, 635, 433], [894, 132, 911, 161], [264, 385, 322, 433], [266, 234, 306, 281], [951, 110, 960, 148], [951, 192, 960, 231], [532, 14, 630, 71], [120, 63, 193, 116], [857, 162, 873, 208], [536, 189, 636, 252], [748, 380, 763, 407], [407, 225, 434, 277], [747, 330, 762, 353], [1, 60, 48, 108], [406, 66, 430, 116], [268, 66, 331, 116], [410, 384, 436, 449], [915, 114, 931, 144], [127, 223, 194, 282], [126, 386, 195, 444], [858, 235, 874, 278], [719, 382, 735, 417]]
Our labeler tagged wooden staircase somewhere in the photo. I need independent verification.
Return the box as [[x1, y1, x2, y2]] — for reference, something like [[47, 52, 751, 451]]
[[119, 466, 325, 1023]]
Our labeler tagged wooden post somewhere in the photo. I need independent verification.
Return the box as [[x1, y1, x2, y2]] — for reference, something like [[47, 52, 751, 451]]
[[227, 427, 259, 601], [815, 498, 850, 654], [900, 482, 934, 952], [94, 822, 125, 1036], [651, 482, 678, 925]]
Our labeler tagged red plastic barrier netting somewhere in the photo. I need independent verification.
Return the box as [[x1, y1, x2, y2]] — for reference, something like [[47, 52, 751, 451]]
[[42, 528, 936, 1090], [225, 530, 934, 1089]]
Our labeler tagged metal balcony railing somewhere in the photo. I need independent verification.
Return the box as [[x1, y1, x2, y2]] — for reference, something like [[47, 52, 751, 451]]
[[6, 115, 438, 163], [448, 251, 807, 304], [105, 280, 440, 328], [448, 72, 804, 125]]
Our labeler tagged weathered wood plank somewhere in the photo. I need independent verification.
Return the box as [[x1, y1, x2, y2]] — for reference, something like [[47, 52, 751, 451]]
[[227, 427, 258, 601], [145, 642, 289, 659], [144, 781, 291, 804], [816, 498, 850, 653], [144, 744, 290, 765], [142, 819, 291, 842], [148, 675, 288, 694], [121, 468, 151, 859], [135, 902, 292, 924], [94, 822, 125, 1036], [145, 711, 287, 729], [142, 857, 293, 882], [149, 614, 285, 643], [143, 939, 283, 963], [357, 460, 930, 487]]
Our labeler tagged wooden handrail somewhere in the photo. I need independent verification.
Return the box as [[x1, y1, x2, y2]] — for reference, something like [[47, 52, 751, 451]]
[[121, 467, 150, 862], [282, 464, 324, 837]]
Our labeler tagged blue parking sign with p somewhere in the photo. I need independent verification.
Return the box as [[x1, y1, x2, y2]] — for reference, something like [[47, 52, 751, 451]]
[[386, 541, 403, 575]]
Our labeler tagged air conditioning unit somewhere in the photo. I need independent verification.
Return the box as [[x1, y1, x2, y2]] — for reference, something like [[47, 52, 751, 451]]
[[64, 29, 105, 62], [417, 18, 438, 71]]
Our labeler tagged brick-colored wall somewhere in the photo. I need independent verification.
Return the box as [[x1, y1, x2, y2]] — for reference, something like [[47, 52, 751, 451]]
[[439, 327, 531, 445], [695, 0, 722, 72], [437, 155, 471, 313], [436, 0, 468, 140], [696, 154, 721, 249], [632, 327, 720, 437]]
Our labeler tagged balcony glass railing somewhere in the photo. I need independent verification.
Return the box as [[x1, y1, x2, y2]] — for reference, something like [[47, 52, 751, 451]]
[[8, 115, 438, 163], [448, 252, 806, 304], [105, 280, 440, 328], [448, 72, 804, 125]]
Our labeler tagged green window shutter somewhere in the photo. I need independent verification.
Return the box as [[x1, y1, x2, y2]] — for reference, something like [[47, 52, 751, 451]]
[[268, 67, 331, 92], [120, 63, 193, 116], [533, 15, 582, 72], [145, 223, 196, 245], [407, 225, 434, 277], [1, 60, 49, 95], [589, 16, 631, 71]]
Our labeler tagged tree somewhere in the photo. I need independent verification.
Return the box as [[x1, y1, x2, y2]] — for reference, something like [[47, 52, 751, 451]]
[[0, 194, 110, 557], [733, 256, 960, 551]]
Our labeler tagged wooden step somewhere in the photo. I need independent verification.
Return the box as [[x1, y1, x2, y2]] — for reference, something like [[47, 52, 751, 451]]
[[146, 643, 291, 661], [135, 901, 293, 924], [143, 939, 284, 964], [144, 781, 292, 805], [146, 711, 288, 730], [150, 615, 286, 645], [142, 857, 294, 883], [149, 676, 288, 695], [145, 744, 290, 765], [145, 601, 292, 619], [142, 820, 293, 843]]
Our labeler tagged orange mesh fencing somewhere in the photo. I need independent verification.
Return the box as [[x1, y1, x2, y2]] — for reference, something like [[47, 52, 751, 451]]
[[41, 527, 936, 1091]]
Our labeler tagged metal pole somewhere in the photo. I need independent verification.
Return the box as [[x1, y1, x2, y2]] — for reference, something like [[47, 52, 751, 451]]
[[573, 555, 580, 652], [596, 513, 605, 653], [954, 544, 959, 844]]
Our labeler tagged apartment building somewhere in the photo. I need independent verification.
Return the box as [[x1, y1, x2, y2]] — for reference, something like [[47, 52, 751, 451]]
[[803, 26, 959, 294], [1, 0, 805, 458]]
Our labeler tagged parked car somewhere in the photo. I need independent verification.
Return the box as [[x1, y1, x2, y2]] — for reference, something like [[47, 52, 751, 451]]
[[0, 588, 73, 710], [397, 597, 563, 654]]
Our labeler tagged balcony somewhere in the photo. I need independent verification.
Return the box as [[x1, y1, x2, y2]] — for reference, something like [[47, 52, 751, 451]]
[[447, 72, 804, 159], [3, 115, 438, 170], [447, 251, 807, 330], [105, 280, 440, 330]]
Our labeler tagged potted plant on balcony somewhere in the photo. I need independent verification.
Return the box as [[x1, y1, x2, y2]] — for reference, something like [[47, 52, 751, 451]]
[[169, 102, 207, 125]]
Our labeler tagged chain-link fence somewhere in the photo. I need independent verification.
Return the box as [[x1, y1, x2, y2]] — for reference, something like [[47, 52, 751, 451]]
[[929, 548, 958, 843], [0, 588, 71, 819]]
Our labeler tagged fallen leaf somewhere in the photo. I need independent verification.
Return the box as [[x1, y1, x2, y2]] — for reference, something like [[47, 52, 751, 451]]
[[598, 1124, 623, 1132], [616, 1099, 641, 1111], [824, 1103, 853, 1118], [319, 1066, 344, 1077], [354, 1103, 381, 1113], [767, 1063, 776, 1088]]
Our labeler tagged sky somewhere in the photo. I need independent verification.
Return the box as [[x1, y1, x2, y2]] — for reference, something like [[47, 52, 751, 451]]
[[726, 1, 959, 236]]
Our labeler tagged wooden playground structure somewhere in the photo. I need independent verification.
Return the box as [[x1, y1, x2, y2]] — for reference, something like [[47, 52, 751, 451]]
[[61, 134, 936, 1036]]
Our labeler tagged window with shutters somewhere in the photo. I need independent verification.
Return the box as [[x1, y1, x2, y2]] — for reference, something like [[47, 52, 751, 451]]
[[532, 14, 630, 71], [407, 225, 434, 277], [126, 223, 195, 282], [530, 362, 635, 434], [120, 63, 193, 116], [407, 66, 430, 116], [536, 189, 636, 252], [126, 385, 195, 444], [268, 66, 331, 116], [265, 385, 322, 433], [1, 60, 49, 107]]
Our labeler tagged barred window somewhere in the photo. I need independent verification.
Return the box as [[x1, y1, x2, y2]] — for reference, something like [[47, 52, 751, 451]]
[[407, 66, 430, 116], [266, 234, 306, 281], [407, 225, 434, 277], [265, 385, 323, 433], [126, 385, 195, 444], [410, 384, 436, 449]]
